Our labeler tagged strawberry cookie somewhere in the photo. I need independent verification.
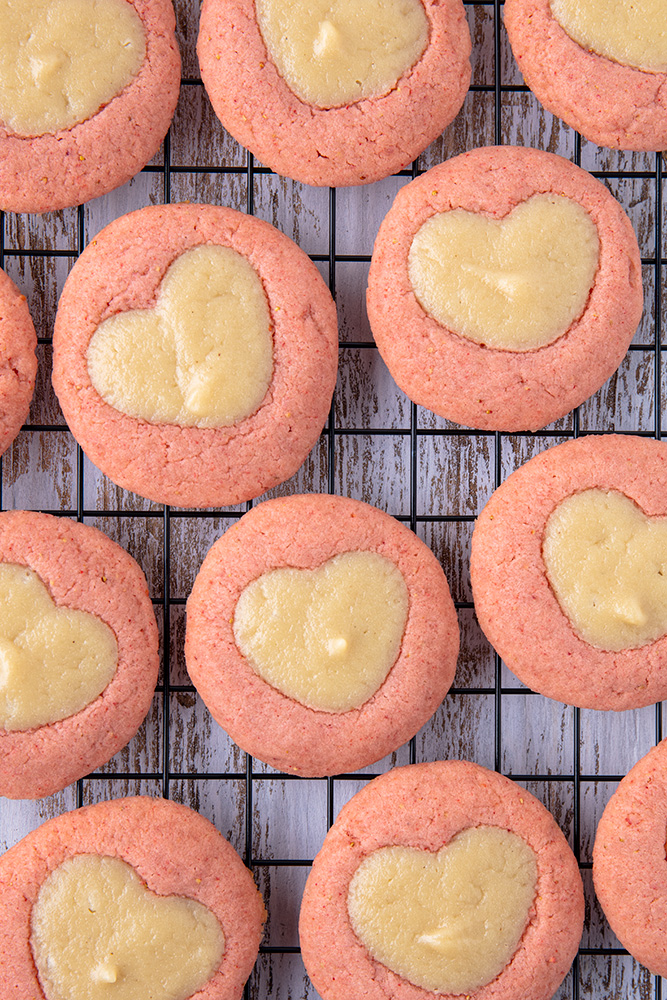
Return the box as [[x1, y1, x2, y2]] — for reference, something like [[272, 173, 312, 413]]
[[471, 434, 667, 711], [52, 203, 338, 508], [185, 494, 459, 775], [0, 510, 158, 799], [367, 146, 642, 431], [197, 0, 471, 187], [504, 0, 667, 152], [0, 267, 37, 456], [0, 0, 181, 214], [0, 796, 266, 999], [593, 739, 667, 977], [299, 761, 583, 1000]]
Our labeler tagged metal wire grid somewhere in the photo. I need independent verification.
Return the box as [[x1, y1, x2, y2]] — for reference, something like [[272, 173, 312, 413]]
[[0, 1, 666, 997]]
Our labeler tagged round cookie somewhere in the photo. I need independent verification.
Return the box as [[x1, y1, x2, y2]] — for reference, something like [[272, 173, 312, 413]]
[[0, 267, 37, 455], [51, 203, 339, 509], [299, 760, 583, 1000], [593, 739, 667, 977], [0, 510, 159, 799], [504, 0, 667, 152], [0, 795, 266, 999], [367, 146, 643, 432], [0, 0, 181, 214], [470, 434, 667, 711], [197, 0, 471, 188], [185, 494, 460, 776]]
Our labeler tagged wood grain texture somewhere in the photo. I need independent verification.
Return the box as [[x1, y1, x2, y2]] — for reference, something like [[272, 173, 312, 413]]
[[0, 1, 665, 997]]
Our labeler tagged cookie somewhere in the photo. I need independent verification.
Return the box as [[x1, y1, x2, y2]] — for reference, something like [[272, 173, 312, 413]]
[[0, 0, 181, 214], [0, 267, 37, 456], [0, 795, 266, 999], [367, 146, 643, 432], [593, 739, 667, 977], [470, 434, 667, 711], [185, 494, 459, 776], [197, 0, 471, 187], [51, 203, 338, 508], [299, 760, 583, 1000], [0, 510, 159, 799], [504, 0, 667, 152]]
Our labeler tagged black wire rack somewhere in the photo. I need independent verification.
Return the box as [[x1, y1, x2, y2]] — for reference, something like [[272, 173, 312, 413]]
[[1, 2, 666, 998]]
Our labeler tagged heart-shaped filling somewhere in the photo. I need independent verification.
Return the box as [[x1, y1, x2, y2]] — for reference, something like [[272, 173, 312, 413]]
[[408, 193, 600, 352], [255, 0, 428, 107], [0, 0, 145, 135], [30, 854, 225, 1000], [543, 488, 667, 651], [347, 826, 537, 994], [87, 245, 273, 428], [0, 563, 117, 732], [550, 0, 667, 73], [233, 551, 409, 712]]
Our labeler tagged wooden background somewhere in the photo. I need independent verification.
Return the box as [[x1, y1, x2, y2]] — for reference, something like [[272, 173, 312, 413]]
[[1, 2, 666, 998]]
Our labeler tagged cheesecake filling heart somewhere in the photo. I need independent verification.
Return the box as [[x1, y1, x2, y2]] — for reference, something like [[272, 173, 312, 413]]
[[408, 193, 600, 352], [549, 0, 667, 74], [233, 551, 409, 712], [347, 826, 537, 994], [255, 0, 429, 108], [0, 0, 145, 136], [0, 563, 117, 732], [543, 488, 667, 651], [87, 244, 274, 429], [30, 854, 225, 1000]]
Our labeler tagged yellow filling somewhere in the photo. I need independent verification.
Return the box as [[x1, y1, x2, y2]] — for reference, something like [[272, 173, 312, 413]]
[[543, 488, 667, 651], [408, 194, 600, 352], [0, 0, 145, 135], [255, 0, 429, 107], [0, 563, 117, 731], [550, 0, 667, 74], [233, 551, 408, 712], [87, 245, 274, 428], [347, 826, 537, 994], [30, 854, 225, 1000]]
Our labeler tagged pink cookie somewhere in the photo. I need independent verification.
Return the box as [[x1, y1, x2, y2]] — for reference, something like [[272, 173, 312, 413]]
[[0, 511, 159, 799], [185, 494, 459, 776], [51, 203, 338, 509], [504, 0, 667, 152], [593, 739, 667, 977], [299, 760, 583, 1000], [367, 146, 643, 432], [0, 796, 266, 999], [0, 267, 37, 456], [0, 0, 181, 214], [197, 0, 471, 187], [470, 434, 667, 711]]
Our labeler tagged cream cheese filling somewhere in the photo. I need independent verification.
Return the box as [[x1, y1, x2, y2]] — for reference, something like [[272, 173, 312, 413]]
[[550, 0, 667, 74], [543, 488, 667, 651], [408, 193, 600, 352], [87, 245, 274, 428], [30, 854, 225, 1000], [347, 826, 537, 994], [0, 0, 146, 135], [233, 551, 409, 712], [255, 0, 429, 108], [0, 562, 117, 731]]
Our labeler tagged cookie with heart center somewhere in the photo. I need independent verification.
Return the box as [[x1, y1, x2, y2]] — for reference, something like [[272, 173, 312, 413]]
[[367, 145, 643, 431], [0, 0, 181, 213], [52, 203, 338, 508], [470, 434, 667, 710], [299, 761, 583, 1000], [0, 267, 37, 458], [0, 796, 266, 1000], [0, 510, 158, 799]]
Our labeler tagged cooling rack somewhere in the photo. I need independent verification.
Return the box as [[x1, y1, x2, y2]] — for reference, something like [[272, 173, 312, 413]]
[[0, 2, 665, 998]]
